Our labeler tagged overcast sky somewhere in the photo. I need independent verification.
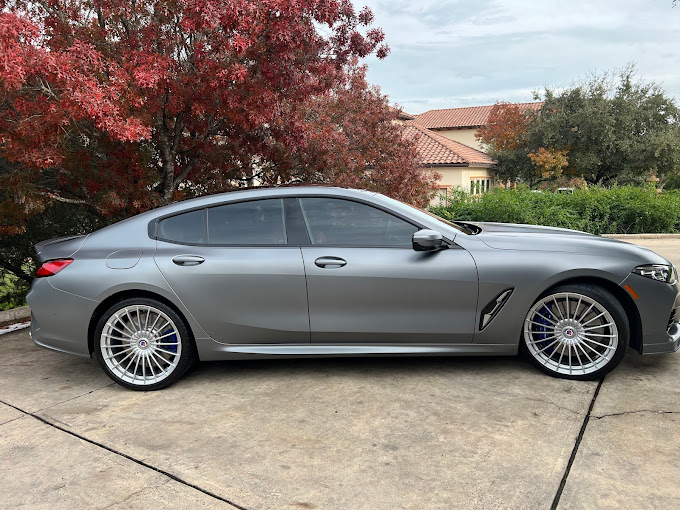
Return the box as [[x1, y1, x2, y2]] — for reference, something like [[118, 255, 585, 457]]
[[360, 0, 680, 114]]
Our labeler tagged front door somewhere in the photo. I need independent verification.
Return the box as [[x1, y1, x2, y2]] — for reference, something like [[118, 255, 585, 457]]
[[296, 197, 479, 343], [153, 198, 309, 344]]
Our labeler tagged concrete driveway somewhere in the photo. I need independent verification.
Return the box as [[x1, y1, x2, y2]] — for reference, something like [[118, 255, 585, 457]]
[[1, 237, 679, 509]]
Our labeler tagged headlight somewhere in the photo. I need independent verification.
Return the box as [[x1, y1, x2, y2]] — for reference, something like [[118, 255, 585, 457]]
[[632, 264, 677, 284]]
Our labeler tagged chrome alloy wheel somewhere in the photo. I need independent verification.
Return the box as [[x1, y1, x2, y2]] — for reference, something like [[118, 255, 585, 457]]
[[524, 292, 619, 376], [100, 305, 182, 386]]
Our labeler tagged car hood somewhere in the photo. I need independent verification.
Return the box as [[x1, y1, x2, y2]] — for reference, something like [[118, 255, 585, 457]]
[[469, 222, 670, 265]]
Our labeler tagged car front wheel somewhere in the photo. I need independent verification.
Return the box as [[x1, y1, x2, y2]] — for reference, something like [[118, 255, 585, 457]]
[[523, 284, 629, 380], [94, 298, 196, 390]]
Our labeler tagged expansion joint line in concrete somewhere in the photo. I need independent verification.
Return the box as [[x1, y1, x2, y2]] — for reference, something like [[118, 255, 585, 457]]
[[550, 377, 604, 510], [0, 398, 250, 510]]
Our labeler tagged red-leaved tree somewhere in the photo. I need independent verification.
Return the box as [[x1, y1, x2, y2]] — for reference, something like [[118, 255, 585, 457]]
[[258, 63, 439, 207], [476, 102, 532, 151], [1, 0, 432, 242]]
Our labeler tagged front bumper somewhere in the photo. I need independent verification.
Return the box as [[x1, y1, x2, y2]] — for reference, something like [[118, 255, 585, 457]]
[[26, 278, 96, 357], [620, 273, 680, 355]]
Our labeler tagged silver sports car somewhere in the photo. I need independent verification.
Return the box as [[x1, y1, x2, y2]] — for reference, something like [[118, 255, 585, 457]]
[[27, 186, 680, 390]]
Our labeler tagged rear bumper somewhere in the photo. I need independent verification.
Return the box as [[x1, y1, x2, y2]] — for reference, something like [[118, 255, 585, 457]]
[[26, 278, 96, 357], [620, 273, 680, 355]]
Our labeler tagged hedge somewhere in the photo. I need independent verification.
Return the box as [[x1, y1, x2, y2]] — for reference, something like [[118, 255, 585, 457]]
[[430, 186, 680, 235]]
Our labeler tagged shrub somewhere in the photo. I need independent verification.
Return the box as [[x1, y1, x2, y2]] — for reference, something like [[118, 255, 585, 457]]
[[430, 186, 680, 235]]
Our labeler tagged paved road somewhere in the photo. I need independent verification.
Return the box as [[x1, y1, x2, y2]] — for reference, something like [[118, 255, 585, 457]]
[[1, 239, 678, 509]]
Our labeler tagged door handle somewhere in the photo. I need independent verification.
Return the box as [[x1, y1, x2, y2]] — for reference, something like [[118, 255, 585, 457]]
[[172, 255, 205, 266], [314, 256, 347, 269]]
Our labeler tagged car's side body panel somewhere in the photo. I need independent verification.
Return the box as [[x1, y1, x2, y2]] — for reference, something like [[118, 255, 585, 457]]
[[301, 245, 479, 343], [154, 243, 310, 344]]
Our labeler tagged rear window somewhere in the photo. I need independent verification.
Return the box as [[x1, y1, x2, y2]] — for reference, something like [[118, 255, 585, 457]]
[[157, 209, 206, 244], [207, 199, 286, 245]]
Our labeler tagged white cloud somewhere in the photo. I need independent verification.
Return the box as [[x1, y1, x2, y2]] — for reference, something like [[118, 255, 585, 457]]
[[359, 0, 680, 113]]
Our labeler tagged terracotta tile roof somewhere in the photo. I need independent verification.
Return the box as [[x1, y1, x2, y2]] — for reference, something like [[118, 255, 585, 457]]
[[388, 105, 415, 120], [414, 102, 542, 130], [403, 123, 495, 166]]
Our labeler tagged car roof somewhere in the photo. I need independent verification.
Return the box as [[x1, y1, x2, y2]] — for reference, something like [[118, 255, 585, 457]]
[[160, 186, 379, 213]]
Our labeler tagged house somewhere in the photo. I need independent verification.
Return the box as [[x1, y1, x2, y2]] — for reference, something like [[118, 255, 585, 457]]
[[402, 123, 495, 204], [412, 102, 542, 151], [398, 102, 542, 201]]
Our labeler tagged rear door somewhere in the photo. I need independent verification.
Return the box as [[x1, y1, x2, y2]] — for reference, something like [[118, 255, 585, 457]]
[[153, 198, 309, 344], [297, 197, 479, 344]]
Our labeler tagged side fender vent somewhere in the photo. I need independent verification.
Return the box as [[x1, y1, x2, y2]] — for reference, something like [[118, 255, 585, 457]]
[[480, 289, 514, 331]]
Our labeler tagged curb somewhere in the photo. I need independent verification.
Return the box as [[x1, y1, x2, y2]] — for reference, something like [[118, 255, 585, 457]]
[[0, 305, 31, 328]]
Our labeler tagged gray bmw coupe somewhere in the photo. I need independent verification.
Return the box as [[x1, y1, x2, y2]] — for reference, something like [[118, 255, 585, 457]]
[[27, 186, 680, 390]]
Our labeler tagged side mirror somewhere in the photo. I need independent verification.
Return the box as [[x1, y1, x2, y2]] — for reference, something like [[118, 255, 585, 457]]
[[412, 229, 445, 252]]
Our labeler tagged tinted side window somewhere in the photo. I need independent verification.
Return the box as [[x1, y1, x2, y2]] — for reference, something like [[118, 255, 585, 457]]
[[299, 198, 419, 246], [157, 209, 206, 244], [208, 199, 286, 245]]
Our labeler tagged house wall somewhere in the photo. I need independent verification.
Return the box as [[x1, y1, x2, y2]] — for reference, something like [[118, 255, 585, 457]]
[[428, 165, 495, 205], [434, 128, 483, 151]]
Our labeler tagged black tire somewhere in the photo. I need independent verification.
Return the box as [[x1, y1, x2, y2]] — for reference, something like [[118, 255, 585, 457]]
[[521, 283, 629, 380], [94, 297, 197, 390]]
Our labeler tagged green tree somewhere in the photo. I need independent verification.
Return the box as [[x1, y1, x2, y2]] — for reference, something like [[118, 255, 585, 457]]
[[480, 66, 680, 187]]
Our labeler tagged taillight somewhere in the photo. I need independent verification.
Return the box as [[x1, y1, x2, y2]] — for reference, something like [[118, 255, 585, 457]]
[[35, 258, 73, 278]]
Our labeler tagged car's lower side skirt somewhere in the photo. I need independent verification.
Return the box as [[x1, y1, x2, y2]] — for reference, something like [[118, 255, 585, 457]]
[[196, 339, 518, 361]]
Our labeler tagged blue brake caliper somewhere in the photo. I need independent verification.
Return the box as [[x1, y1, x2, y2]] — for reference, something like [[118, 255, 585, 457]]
[[161, 327, 178, 354], [536, 305, 555, 354]]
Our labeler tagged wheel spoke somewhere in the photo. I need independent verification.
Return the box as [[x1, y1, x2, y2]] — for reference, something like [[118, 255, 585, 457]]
[[581, 311, 606, 327], [527, 320, 556, 329], [155, 347, 179, 356], [533, 312, 557, 325], [568, 343, 572, 374], [527, 334, 558, 344], [135, 306, 142, 331], [583, 338, 615, 349], [583, 323, 614, 331], [542, 304, 560, 322], [580, 341, 609, 360], [149, 312, 162, 332], [576, 341, 596, 366], [536, 338, 560, 355], [125, 309, 138, 333], [109, 349, 136, 367], [573, 295, 583, 321], [112, 316, 136, 336], [572, 343, 584, 373], [102, 332, 132, 344], [123, 351, 139, 375], [556, 342, 567, 370], [154, 320, 171, 334], [150, 351, 168, 375], [154, 331, 178, 341], [104, 346, 134, 360], [577, 302, 595, 322]]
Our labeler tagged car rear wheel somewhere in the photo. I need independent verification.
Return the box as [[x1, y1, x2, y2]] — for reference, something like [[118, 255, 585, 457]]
[[94, 298, 196, 390], [522, 284, 628, 380]]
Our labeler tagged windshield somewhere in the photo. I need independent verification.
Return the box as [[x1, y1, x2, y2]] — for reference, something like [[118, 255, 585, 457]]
[[377, 195, 468, 234]]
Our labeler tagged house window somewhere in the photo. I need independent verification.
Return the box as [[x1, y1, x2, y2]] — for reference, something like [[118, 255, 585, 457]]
[[470, 178, 492, 195]]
